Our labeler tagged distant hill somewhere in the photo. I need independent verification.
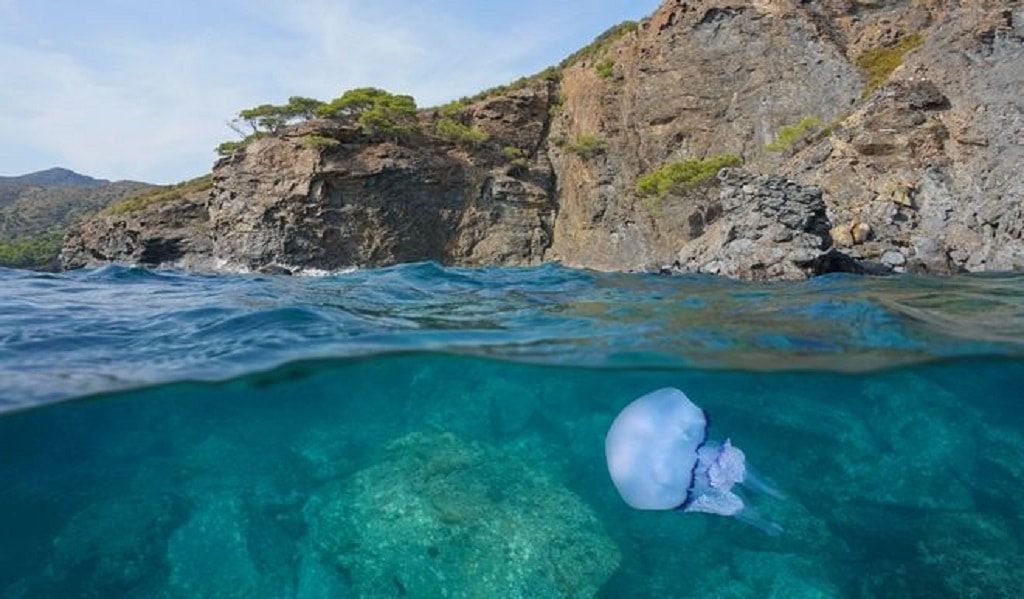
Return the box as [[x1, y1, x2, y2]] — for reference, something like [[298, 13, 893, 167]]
[[0, 168, 153, 239], [0, 167, 106, 188], [0, 167, 154, 270]]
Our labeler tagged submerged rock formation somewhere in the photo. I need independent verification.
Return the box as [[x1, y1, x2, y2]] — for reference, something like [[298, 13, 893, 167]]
[[62, 0, 1024, 279], [304, 432, 620, 597]]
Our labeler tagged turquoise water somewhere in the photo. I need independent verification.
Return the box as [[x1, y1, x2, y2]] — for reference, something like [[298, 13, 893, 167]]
[[2, 264, 1024, 597]]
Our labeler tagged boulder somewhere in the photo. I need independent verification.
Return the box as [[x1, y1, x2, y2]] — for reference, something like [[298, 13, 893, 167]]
[[304, 432, 620, 598]]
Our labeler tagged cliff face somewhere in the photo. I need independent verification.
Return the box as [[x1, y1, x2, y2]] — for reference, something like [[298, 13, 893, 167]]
[[62, 0, 1024, 278], [784, 3, 1024, 273]]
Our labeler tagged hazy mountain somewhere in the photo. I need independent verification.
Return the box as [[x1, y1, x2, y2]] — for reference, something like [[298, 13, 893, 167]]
[[0, 168, 153, 239], [0, 167, 106, 188], [0, 167, 154, 269]]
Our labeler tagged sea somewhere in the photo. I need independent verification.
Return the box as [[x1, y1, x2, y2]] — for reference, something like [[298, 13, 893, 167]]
[[1, 262, 1023, 598]]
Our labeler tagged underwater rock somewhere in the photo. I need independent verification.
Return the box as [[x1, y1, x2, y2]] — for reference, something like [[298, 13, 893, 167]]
[[719, 550, 841, 597], [917, 512, 1024, 597], [167, 496, 292, 598], [20, 494, 184, 597], [304, 431, 620, 597], [842, 377, 978, 511]]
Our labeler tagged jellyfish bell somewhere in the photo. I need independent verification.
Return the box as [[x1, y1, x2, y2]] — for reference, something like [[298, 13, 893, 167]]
[[604, 387, 783, 535]]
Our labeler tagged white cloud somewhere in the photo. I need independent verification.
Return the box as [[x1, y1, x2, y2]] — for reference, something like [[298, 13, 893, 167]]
[[0, 0, 661, 182], [0, 36, 259, 183]]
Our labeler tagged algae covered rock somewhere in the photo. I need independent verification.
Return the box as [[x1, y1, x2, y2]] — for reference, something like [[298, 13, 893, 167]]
[[304, 432, 620, 597], [38, 494, 184, 597], [917, 512, 1024, 597]]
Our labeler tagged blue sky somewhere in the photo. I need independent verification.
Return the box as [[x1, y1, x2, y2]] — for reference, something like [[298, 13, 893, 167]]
[[0, 0, 660, 184]]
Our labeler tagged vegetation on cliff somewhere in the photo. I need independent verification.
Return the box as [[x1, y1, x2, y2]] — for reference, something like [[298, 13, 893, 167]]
[[857, 32, 924, 97], [435, 119, 490, 145], [236, 97, 325, 135], [563, 134, 607, 158], [433, 19, 637, 110], [217, 88, 419, 155], [559, 21, 637, 70], [302, 134, 341, 149], [503, 146, 529, 170], [595, 59, 616, 79], [0, 227, 64, 270], [213, 17, 642, 158], [316, 87, 420, 136], [636, 154, 743, 198], [764, 116, 824, 152], [104, 175, 213, 216]]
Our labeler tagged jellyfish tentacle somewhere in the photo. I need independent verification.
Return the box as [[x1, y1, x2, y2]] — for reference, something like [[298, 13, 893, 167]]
[[742, 463, 785, 500]]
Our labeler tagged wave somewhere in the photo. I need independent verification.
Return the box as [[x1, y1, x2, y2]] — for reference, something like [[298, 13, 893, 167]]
[[3, 262, 1024, 410]]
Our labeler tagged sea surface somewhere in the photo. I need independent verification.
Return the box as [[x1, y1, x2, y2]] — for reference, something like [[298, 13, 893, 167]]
[[2, 263, 1024, 597]]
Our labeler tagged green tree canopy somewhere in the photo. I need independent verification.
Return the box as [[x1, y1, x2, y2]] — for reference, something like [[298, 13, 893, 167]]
[[316, 87, 393, 119], [218, 87, 420, 155], [357, 93, 419, 136], [316, 88, 420, 136], [285, 96, 325, 120], [232, 97, 325, 136]]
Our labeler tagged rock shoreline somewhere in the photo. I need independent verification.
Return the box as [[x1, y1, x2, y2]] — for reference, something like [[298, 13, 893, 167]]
[[62, 0, 1024, 281]]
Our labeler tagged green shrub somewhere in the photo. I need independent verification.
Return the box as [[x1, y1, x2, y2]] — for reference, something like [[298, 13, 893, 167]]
[[216, 133, 265, 156], [230, 96, 325, 136], [549, 93, 565, 117], [316, 87, 391, 119], [315, 88, 420, 137], [856, 32, 924, 97], [216, 140, 247, 156], [455, 66, 562, 107], [764, 116, 823, 152], [503, 146, 529, 168], [595, 59, 615, 79], [564, 134, 607, 158], [0, 227, 64, 270], [105, 175, 214, 216], [303, 134, 341, 149], [635, 154, 742, 198], [437, 99, 469, 117], [560, 21, 638, 69], [357, 93, 419, 136], [435, 118, 490, 145]]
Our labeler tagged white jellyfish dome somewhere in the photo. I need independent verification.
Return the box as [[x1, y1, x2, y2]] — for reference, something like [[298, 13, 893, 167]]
[[605, 387, 784, 535], [604, 387, 707, 510]]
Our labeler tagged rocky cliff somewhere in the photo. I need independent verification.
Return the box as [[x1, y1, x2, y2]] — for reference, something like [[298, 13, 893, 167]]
[[61, 0, 1024, 279]]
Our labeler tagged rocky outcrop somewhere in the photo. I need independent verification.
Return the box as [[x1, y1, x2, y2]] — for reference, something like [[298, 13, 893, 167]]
[[61, 0, 1024, 279], [205, 116, 555, 273], [61, 191, 212, 270], [674, 169, 835, 281], [63, 100, 558, 273], [785, 4, 1024, 274], [545, 0, 864, 271]]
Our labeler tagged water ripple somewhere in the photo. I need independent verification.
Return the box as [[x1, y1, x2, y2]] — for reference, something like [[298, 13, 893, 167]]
[[2, 264, 1024, 409]]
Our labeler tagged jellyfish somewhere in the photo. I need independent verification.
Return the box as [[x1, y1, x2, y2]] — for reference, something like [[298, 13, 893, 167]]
[[605, 387, 783, 535]]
